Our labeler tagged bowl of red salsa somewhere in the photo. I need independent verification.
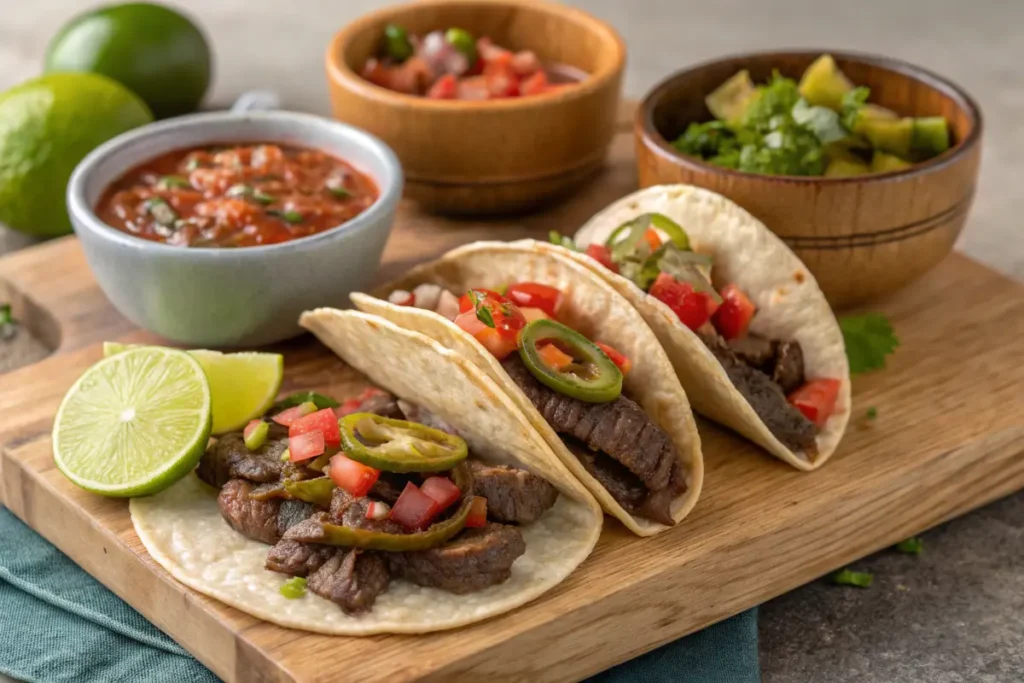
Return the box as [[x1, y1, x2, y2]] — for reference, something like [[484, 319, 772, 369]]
[[67, 111, 402, 347], [326, 0, 625, 215]]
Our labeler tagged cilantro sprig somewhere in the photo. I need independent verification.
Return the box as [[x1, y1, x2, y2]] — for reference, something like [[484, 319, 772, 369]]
[[832, 568, 873, 588], [468, 290, 495, 328], [896, 537, 924, 555], [0, 303, 15, 340], [840, 313, 899, 375]]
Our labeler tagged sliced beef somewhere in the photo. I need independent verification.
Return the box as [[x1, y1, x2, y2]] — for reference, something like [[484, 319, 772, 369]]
[[639, 459, 687, 526], [370, 472, 417, 505], [502, 356, 676, 492], [771, 341, 805, 394], [570, 443, 646, 513], [468, 460, 558, 524], [388, 523, 525, 594], [307, 549, 390, 614], [197, 423, 288, 489], [265, 539, 336, 576], [329, 489, 407, 534], [277, 500, 318, 537], [729, 334, 777, 371], [217, 479, 282, 545], [397, 400, 459, 435]]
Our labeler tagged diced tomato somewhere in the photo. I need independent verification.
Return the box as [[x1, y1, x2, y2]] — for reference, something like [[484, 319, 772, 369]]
[[242, 419, 263, 441], [595, 342, 632, 375], [272, 402, 316, 427], [787, 379, 842, 428], [537, 342, 574, 371], [465, 496, 488, 528], [329, 453, 380, 497], [289, 431, 325, 462], [520, 70, 549, 96], [420, 476, 462, 512], [289, 408, 341, 447], [427, 73, 458, 100], [483, 56, 520, 98], [456, 75, 490, 100], [365, 501, 391, 521], [455, 313, 520, 359], [505, 282, 562, 317], [510, 50, 542, 76], [643, 229, 663, 251], [477, 37, 511, 63], [387, 289, 416, 306], [649, 273, 710, 331], [585, 244, 619, 274], [333, 397, 363, 418], [704, 294, 721, 318], [390, 482, 441, 530], [712, 284, 756, 340], [455, 289, 527, 360], [520, 306, 551, 323], [458, 289, 507, 313]]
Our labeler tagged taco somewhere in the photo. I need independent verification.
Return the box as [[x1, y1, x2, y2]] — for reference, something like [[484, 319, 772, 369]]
[[350, 243, 703, 536], [131, 311, 602, 635], [545, 184, 850, 470]]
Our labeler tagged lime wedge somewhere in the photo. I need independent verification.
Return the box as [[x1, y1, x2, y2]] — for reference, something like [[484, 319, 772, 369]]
[[53, 347, 212, 497], [103, 343, 283, 434]]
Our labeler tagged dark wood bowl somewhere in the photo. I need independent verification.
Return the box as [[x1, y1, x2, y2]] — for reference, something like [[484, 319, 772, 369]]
[[326, 0, 625, 215], [635, 50, 983, 308]]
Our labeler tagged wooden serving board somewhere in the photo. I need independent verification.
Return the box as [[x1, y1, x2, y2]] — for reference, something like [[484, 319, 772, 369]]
[[2, 107, 1024, 683]]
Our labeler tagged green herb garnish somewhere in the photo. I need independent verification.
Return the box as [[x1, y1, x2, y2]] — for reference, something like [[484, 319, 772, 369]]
[[840, 86, 871, 130], [279, 576, 307, 599], [468, 291, 496, 328], [0, 303, 15, 340], [548, 231, 578, 251], [328, 186, 351, 199], [840, 313, 900, 375], [865, 406, 878, 420], [832, 568, 873, 588], [142, 197, 178, 227], [269, 209, 304, 225], [271, 391, 340, 412], [896, 537, 923, 555], [156, 175, 192, 190]]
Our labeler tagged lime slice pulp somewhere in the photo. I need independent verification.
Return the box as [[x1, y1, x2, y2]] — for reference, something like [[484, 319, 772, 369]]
[[53, 347, 212, 497], [103, 343, 284, 434]]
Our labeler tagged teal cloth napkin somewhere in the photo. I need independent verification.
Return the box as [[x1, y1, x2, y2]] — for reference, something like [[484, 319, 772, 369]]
[[0, 506, 759, 683]]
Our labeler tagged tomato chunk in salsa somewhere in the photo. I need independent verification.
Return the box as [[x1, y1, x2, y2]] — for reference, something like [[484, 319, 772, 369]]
[[96, 144, 378, 248]]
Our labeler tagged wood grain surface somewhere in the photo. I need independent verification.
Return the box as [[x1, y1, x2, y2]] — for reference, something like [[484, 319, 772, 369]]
[[2, 108, 1023, 683], [634, 50, 983, 309]]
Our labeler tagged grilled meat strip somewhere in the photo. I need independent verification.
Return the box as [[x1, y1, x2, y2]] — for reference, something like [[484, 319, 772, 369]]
[[217, 479, 283, 545], [265, 539, 336, 577], [468, 461, 558, 524], [197, 422, 289, 489], [307, 549, 390, 614], [388, 523, 525, 594]]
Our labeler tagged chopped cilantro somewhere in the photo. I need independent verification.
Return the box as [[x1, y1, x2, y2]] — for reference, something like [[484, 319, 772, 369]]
[[840, 86, 871, 130], [791, 99, 848, 145], [865, 406, 878, 420], [672, 120, 740, 161], [468, 291, 495, 328], [832, 568, 873, 588], [548, 230, 578, 251], [896, 537, 923, 555], [839, 313, 899, 375], [743, 72, 801, 131]]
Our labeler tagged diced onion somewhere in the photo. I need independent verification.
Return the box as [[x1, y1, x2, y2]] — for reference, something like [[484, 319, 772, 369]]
[[436, 290, 460, 321], [411, 283, 442, 311], [365, 501, 392, 521], [388, 289, 415, 306]]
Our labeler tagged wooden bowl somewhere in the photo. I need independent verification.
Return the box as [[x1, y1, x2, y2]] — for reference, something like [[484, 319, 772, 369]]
[[326, 0, 625, 215], [635, 50, 982, 308]]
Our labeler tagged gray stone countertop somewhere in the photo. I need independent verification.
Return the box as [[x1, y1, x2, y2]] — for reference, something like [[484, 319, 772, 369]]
[[2, 1, 1023, 681]]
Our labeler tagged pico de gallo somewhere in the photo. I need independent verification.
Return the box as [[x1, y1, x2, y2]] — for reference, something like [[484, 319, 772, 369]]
[[551, 215, 841, 455], [387, 280, 690, 526], [198, 384, 564, 613], [96, 144, 378, 248], [361, 25, 585, 100]]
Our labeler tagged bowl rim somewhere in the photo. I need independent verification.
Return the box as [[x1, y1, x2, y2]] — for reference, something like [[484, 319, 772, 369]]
[[66, 110, 403, 258], [325, 0, 626, 112], [637, 48, 984, 184]]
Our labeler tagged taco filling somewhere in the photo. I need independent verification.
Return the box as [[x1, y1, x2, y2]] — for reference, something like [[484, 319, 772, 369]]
[[387, 282, 687, 525], [196, 387, 559, 615], [552, 215, 841, 455]]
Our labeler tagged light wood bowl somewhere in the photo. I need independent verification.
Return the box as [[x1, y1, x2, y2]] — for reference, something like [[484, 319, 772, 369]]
[[325, 0, 625, 215], [635, 50, 983, 308]]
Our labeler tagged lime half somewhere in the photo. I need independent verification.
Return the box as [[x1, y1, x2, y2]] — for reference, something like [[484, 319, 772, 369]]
[[53, 347, 212, 497], [103, 342, 283, 434]]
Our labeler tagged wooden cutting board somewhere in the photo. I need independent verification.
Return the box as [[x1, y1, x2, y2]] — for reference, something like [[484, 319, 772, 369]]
[[2, 107, 1024, 683]]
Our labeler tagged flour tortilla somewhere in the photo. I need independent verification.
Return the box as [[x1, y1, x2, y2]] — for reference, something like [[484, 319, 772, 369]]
[[131, 311, 602, 635], [558, 184, 851, 470], [350, 241, 703, 536]]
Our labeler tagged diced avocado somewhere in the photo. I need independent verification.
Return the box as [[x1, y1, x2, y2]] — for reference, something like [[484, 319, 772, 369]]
[[706, 70, 759, 123], [911, 117, 950, 158], [860, 117, 914, 158], [799, 54, 854, 111], [825, 157, 871, 177], [851, 103, 898, 133], [870, 151, 912, 173]]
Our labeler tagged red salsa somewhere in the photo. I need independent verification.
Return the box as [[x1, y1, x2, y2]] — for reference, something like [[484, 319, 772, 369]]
[[96, 144, 378, 248]]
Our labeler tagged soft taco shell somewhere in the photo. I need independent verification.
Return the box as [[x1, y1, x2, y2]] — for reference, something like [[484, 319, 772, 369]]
[[351, 241, 703, 536], [131, 311, 602, 635], [559, 184, 851, 470]]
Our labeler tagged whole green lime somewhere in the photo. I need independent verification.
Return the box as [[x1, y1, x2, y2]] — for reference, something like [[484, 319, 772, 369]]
[[45, 2, 212, 119], [0, 73, 153, 236]]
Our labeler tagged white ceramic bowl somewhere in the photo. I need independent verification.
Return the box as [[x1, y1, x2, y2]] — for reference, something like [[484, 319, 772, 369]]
[[67, 111, 402, 347]]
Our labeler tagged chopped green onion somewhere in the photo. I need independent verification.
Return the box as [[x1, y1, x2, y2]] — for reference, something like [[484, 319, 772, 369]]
[[271, 391, 340, 412], [143, 197, 178, 227], [244, 421, 270, 451], [896, 537, 923, 555], [268, 209, 304, 225], [157, 175, 192, 190], [832, 568, 873, 588], [328, 186, 351, 199], [279, 576, 307, 599]]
